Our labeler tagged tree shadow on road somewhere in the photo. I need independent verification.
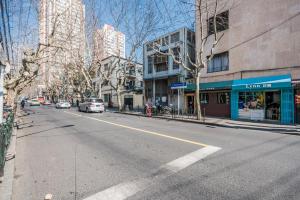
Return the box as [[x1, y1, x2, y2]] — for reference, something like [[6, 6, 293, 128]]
[[17, 124, 75, 139]]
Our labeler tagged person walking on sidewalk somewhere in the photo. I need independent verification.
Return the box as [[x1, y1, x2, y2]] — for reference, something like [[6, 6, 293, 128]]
[[20, 99, 25, 109]]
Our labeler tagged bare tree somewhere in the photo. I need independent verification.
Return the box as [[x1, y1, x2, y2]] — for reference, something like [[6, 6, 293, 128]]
[[152, 0, 229, 120], [95, 0, 158, 111]]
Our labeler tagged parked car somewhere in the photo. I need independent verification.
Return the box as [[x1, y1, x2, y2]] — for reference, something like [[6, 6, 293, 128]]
[[30, 99, 40, 106], [42, 100, 51, 105], [79, 98, 104, 113], [56, 101, 71, 109]]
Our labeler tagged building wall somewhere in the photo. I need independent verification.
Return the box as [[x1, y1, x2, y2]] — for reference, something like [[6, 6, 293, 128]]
[[196, 0, 300, 82], [94, 24, 125, 61], [98, 56, 143, 109], [39, 0, 85, 86]]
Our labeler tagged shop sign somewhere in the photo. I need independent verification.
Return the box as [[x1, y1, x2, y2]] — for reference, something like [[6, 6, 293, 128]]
[[171, 82, 187, 89], [245, 83, 272, 89], [295, 95, 300, 104]]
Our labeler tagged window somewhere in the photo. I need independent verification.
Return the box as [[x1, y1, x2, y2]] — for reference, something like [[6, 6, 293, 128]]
[[187, 31, 195, 44], [207, 52, 229, 73], [217, 92, 230, 104], [207, 10, 229, 35], [154, 50, 168, 72], [162, 36, 169, 46], [170, 32, 180, 43], [147, 43, 153, 51], [104, 63, 109, 70], [103, 94, 109, 102], [172, 47, 180, 70], [201, 93, 209, 104], [147, 56, 153, 74]]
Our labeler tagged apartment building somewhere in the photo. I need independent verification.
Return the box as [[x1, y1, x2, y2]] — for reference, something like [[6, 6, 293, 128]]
[[193, 0, 300, 124], [97, 56, 143, 110], [94, 24, 125, 61], [39, 0, 85, 87], [143, 27, 195, 111]]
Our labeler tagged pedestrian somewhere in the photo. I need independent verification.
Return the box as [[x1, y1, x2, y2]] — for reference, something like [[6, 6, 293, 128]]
[[76, 99, 79, 107], [21, 99, 25, 109]]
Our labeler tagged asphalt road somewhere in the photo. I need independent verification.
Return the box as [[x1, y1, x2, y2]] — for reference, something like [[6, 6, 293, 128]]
[[12, 106, 300, 200]]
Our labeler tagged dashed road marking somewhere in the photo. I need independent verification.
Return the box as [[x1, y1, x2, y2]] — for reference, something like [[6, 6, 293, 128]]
[[83, 146, 221, 200]]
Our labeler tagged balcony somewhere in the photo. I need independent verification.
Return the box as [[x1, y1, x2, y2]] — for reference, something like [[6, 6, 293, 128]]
[[126, 69, 136, 78]]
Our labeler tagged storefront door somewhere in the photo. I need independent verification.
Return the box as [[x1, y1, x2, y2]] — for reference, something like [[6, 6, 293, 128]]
[[265, 91, 280, 120], [187, 95, 194, 114], [295, 89, 300, 124]]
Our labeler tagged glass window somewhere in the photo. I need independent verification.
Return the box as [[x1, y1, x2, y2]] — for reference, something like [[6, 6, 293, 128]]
[[208, 10, 229, 35], [103, 94, 109, 102], [162, 36, 169, 46], [170, 32, 180, 43], [207, 52, 229, 73], [172, 47, 180, 70], [238, 92, 264, 110], [217, 92, 230, 104], [200, 93, 209, 104], [147, 56, 153, 74], [147, 43, 153, 51]]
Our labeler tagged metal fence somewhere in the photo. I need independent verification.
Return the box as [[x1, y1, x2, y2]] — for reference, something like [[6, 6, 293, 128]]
[[0, 112, 14, 177]]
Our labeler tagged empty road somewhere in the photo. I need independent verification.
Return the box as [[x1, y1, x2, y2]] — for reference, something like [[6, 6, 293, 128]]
[[12, 106, 300, 200]]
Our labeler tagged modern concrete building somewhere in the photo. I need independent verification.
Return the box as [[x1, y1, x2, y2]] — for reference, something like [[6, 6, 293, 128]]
[[39, 0, 85, 87], [192, 0, 300, 124], [94, 24, 125, 61], [143, 27, 195, 111], [96, 56, 143, 110]]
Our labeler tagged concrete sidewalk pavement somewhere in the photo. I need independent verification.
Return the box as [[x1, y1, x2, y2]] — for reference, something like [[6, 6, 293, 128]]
[[107, 109, 300, 135]]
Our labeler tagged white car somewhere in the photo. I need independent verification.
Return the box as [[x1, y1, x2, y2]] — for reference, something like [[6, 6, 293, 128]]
[[79, 98, 105, 113], [30, 99, 40, 106], [56, 101, 71, 109]]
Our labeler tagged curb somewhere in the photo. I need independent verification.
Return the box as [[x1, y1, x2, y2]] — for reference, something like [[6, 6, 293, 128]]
[[111, 111, 300, 135], [0, 127, 17, 200], [111, 111, 230, 128]]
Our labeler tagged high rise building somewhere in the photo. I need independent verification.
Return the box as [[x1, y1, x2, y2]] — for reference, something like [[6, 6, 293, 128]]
[[39, 0, 85, 87], [94, 24, 125, 61]]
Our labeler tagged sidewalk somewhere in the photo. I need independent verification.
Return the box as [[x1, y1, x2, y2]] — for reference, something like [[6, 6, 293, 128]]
[[107, 109, 300, 135]]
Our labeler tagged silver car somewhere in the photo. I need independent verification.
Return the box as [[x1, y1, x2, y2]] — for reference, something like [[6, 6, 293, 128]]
[[79, 98, 105, 113], [56, 101, 71, 109]]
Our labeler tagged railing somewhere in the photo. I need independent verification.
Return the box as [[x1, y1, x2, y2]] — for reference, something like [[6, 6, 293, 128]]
[[0, 112, 14, 178]]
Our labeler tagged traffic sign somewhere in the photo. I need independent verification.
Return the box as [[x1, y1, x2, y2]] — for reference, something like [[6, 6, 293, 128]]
[[170, 82, 187, 89]]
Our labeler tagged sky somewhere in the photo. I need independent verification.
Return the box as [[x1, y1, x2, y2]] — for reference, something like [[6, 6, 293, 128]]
[[9, 0, 195, 63]]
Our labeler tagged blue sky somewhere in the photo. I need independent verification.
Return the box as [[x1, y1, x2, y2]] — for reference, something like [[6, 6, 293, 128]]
[[10, 0, 195, 62]]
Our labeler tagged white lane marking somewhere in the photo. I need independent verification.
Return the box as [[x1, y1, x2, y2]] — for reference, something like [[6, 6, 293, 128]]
[[83, 146, 221, 200], [64, 111, 208, 147]]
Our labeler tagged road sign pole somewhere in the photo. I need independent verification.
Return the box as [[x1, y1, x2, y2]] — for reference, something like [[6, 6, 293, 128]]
[[177, 88, 179, 115]]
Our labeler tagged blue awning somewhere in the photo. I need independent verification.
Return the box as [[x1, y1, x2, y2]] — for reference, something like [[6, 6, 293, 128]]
[[232, 74, 292, 90]]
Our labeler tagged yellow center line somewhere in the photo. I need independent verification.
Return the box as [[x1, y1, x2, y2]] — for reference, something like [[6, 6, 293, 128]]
[[64, 111, 209, 147]]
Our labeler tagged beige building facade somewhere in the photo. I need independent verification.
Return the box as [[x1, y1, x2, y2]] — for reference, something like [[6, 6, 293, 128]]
[[96, 56, 143, 110], [94, 24, 125, 61], [194, 0, 300, 124], [39, 0, 85, 87]]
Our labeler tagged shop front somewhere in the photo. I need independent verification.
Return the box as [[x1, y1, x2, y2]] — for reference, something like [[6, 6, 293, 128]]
[[231, 74, 294, 124], [185, 80, 232, 118], [294, 83, 300, 124]]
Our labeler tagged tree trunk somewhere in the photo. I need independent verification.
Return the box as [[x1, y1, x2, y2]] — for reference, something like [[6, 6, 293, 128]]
[[195, 71, 202, 120], [6, 89, 18, 115], [98, 82, 102, 99], [117, 88, 122, 111]]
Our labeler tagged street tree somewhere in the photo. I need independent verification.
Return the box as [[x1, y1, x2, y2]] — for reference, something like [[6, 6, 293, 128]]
[[152, 0, 230, 120]]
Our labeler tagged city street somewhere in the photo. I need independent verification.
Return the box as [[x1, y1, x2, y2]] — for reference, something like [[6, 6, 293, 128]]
[[11, 106, 300, 200]]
